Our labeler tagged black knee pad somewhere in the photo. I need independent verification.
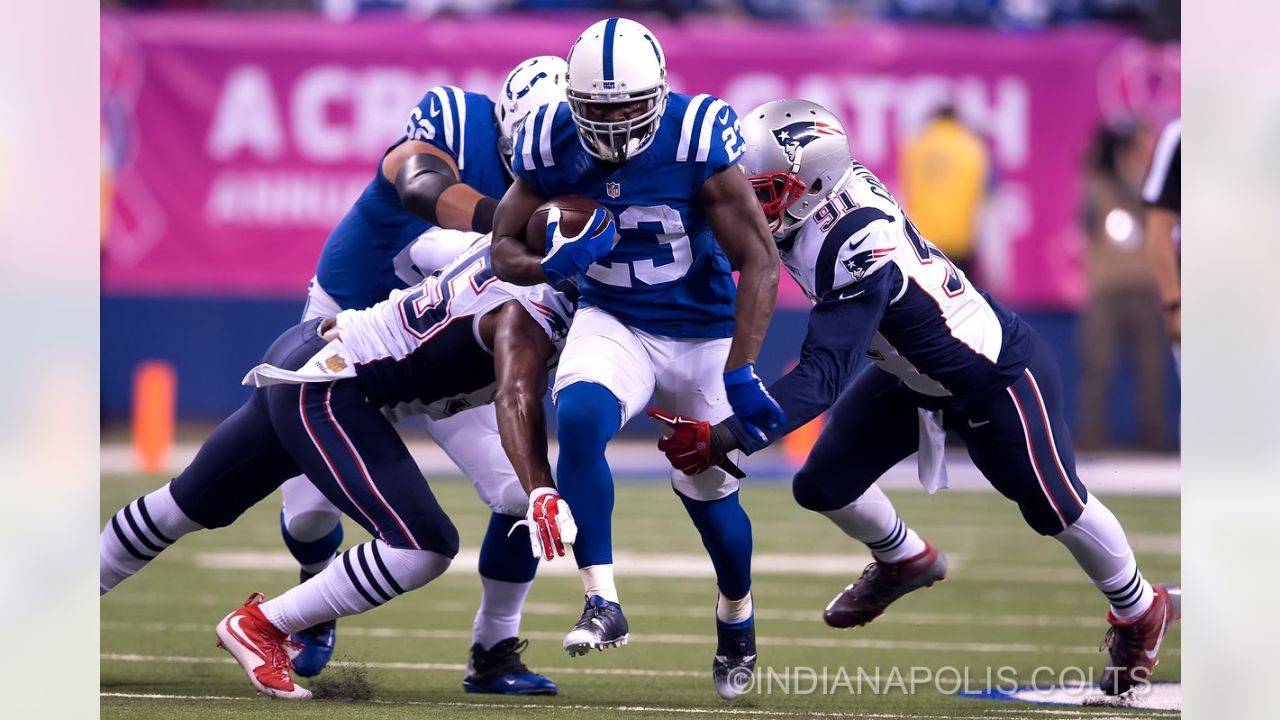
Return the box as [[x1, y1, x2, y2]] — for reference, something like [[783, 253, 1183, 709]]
[[792, 470, 841, 512], [411, 516, 460, 559]]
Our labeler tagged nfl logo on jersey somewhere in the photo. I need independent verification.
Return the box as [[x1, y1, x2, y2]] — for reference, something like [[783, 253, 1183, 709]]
[[606, 181, 621, 199]]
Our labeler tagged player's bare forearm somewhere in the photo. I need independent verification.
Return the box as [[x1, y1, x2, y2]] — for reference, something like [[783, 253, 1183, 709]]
[[489, 302, 556, 494], [701, 168, 780, 368], [492, 177, 552, 286]]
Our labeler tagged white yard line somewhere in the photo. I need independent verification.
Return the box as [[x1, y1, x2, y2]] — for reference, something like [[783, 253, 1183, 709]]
[[101, 622, 1175, 656], [192, 549, 896, 578], [105, 592, 1106, 628]]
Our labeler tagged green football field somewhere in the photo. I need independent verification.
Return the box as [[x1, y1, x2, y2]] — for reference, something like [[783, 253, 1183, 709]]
[[100, 472, 1180, 719]]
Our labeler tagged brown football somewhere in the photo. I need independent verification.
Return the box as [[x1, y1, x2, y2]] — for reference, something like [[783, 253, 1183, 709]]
[[524, 194, 612, 257]]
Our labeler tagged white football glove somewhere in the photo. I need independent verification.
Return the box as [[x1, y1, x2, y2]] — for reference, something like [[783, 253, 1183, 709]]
[[511, 486, 578, 561]]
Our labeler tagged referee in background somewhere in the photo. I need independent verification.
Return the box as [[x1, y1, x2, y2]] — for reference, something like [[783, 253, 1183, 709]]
[[1144, 117, 1181, 375]]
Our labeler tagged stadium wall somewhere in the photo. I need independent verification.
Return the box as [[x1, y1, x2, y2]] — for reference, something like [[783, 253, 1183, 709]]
[[100, 296, 1179, 446]]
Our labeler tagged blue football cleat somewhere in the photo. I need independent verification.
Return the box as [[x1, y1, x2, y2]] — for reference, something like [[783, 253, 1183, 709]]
[[563, 594, 629, 656], [462, 637, 558, 695], [287, 569, 336, 677], [289, 618, 336, 677], [712, 615, 757, 700]]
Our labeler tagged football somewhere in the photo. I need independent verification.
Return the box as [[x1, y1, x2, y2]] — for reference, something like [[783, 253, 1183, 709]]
[[524, 194, 612, 257]]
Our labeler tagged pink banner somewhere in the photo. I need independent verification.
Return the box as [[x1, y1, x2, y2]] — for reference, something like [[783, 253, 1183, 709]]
[[101, 12, 1179, 308]]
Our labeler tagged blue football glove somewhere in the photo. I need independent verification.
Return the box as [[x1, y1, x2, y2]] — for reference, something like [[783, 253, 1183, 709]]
[[723, 363, 787, 440], [540, 207, 618, 287]]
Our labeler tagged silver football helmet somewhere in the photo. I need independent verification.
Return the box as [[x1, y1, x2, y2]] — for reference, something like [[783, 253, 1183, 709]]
[[740, 99, 854, 236]]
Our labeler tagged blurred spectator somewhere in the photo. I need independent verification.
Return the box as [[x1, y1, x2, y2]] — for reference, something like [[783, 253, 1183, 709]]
[[898, 105, 989, 281], [1077, 121, 1168, 450], [1142, 117, 1180, 375]]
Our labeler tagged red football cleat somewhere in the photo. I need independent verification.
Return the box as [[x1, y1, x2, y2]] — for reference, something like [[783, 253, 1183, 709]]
[[823, 542, 948, 629], [214, 592, 311, 700], [1099, 583, 1181, 696]]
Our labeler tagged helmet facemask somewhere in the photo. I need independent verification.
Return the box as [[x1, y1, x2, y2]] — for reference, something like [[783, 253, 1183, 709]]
[[567, 82, 667, 164], [749, 171, 807, 235]]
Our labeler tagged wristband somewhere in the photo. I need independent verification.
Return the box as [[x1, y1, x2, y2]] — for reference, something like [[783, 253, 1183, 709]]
[[470, 196, 498, 234]]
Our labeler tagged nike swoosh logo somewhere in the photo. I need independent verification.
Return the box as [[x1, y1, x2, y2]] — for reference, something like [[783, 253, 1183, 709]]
[[590, 618, 605, 629], [967, 419, 990, 428], [227, 615, 263, 661], [1142, 610, 1169, 661], [835, 289, 867, 300], [429, 97, 441, 118], [719, 108, 730, 124]]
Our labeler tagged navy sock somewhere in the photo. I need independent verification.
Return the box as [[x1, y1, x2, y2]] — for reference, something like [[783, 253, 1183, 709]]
[[280, 511, 343, 568], [554, 382, 621, 568], [479, 512, 539, 584], [678, 491, 753, 600]]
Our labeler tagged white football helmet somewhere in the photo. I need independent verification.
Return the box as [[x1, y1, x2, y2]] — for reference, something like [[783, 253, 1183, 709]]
[[495, 55, 569, 170], [740, 99, 855, 236], [565, 17, 668, 163]]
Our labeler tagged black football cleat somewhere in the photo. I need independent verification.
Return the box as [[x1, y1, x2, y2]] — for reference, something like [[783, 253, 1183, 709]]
[[462, 637, 559, 695], [712, 615, 757, 700], [563, 594, 629, 656], [823, 542, 948, 629]]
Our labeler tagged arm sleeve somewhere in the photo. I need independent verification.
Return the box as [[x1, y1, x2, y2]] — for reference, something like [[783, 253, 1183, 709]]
[[723, 263, 899, 454], [402, 86, 467, 163]]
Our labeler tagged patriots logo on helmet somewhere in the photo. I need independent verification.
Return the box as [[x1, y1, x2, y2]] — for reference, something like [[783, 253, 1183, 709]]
[[772, 121, 846, 164]]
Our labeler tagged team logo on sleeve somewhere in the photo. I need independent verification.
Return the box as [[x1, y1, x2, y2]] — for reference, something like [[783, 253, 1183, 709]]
[[772, 121, 845, 164], [605, 181, 621, 199]]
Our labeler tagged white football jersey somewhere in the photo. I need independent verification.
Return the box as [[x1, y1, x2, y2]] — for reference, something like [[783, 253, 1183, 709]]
[[335, 234, 575, 418], [780, 161, 1023, 399]]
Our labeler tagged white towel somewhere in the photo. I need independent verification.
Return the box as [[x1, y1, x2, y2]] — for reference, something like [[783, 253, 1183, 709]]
[[241, 338, 356, 387], [916, 408, 950, 494]]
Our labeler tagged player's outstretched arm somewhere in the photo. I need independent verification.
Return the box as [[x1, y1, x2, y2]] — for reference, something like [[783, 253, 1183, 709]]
[[489, 301, 556, 494], [382, 141, 499, 234], [708, 265, 896, 461], [488, 301, 577, 560], [701, 168, 780, 369], [491, 177, 552, 286]]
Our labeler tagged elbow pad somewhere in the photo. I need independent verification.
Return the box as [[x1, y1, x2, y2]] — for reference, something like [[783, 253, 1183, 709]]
[[395, 153, 459, 225]]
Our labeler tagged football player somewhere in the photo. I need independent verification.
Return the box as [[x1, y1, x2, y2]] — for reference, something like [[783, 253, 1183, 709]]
[[489, 17, 783, 701], [99, 233, 582, 701], [275, 57, 567, 692], [652, 99, 1180, 697]]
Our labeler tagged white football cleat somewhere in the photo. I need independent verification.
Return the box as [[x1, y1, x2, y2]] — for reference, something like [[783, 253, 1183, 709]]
[[215, 592, 312, 700]]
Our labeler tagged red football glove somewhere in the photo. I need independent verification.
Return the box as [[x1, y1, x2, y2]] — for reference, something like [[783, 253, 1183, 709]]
[[647, 407, 722, 476], [513, 487, 578, 561]]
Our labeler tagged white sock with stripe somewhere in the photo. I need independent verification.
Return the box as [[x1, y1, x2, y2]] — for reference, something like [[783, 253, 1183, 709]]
[[820, 485, 927, 564], [259, 540, 451, 634], [100, 483, 202, 594], [472, 577, 533, 650], [1054, 496, 1154, 620]]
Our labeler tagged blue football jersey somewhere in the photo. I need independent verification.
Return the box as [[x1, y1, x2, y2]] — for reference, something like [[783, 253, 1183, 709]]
[[314, 87, 509, 311], [512, 92, 743, 338]]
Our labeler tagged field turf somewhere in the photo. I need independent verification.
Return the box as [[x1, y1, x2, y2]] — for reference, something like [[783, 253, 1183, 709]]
[[101, 472, 1179, 719]]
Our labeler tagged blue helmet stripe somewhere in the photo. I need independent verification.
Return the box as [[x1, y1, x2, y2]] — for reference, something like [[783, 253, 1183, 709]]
[[602, 17, 619, 81]]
